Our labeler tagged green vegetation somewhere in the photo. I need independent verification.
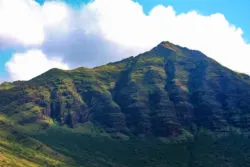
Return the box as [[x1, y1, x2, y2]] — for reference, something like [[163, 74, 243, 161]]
[[0, 114, 75, 166], [2, 119, 250, 167], [0, 41, 250, 166]]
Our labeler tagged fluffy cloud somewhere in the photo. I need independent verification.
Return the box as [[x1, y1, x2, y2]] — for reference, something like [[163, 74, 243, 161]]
[[5, 49, 69, 81], [82, 0, 250, 74], [0, 0, 250, 81], [41, 0, 143, 68], [0, 0, 44, 48]]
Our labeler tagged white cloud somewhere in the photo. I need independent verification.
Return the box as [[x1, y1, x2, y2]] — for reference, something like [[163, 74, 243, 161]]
[[0, 0, 44, 47], [81, 0, 250, 74], [6, 49, 69, 81], [1, 0, 250, 81]]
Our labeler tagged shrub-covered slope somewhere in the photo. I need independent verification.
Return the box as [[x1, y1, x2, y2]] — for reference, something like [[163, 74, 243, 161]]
[[1, 41, 250, 137], [0, 113, 75, 166]]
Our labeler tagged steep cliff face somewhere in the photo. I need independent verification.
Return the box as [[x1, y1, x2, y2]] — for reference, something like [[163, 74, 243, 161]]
[[1, 41, 250, 137]]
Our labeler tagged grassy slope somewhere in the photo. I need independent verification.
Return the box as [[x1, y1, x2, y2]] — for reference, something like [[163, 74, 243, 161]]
[[1, 103, 250, 167], [0, 114, 76, 167], [33, 126, 190, 167], [33, 126, 250, 167], [2, 112, 250, 167]]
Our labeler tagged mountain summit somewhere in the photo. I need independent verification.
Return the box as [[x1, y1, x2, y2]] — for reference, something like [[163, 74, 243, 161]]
[[1, 41, 250, 137]]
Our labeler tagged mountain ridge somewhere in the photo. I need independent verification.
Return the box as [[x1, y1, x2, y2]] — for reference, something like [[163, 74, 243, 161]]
[[1, 41, 250, 137]]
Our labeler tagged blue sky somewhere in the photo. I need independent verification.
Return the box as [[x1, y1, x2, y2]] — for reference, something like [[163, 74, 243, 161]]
[[0, 51, 10, 77], [0, 0, 249, 81]]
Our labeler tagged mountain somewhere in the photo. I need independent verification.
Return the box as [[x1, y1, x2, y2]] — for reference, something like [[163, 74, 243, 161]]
[[1, 41, 250, 166]]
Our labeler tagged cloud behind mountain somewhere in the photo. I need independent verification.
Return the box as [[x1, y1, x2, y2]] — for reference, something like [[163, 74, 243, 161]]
[[0, 0, 249, 81]]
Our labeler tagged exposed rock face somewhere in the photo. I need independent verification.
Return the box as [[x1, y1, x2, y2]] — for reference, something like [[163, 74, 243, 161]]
[[1, 41, 250, 137]]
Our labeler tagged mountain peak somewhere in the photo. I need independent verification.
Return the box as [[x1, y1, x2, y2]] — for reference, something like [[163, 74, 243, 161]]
[[1, 41, 250, 139], [158, 41, 180, 51]]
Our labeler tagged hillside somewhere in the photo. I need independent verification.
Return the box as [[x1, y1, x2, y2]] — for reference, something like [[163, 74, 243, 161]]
[[0, 41, 250, 166]]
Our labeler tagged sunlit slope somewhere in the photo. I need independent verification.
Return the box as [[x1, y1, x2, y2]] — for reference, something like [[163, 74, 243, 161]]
[[0, 114, 76, 166]]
